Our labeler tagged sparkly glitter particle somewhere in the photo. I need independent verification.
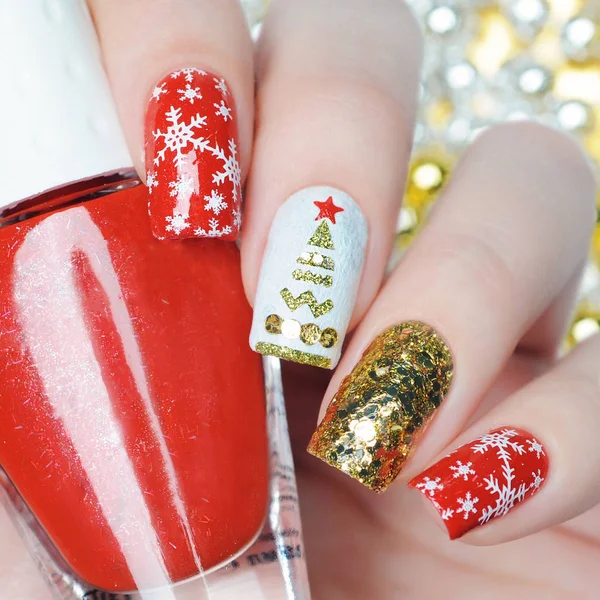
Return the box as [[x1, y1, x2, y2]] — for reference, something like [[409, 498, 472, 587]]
[[307, 321, 453, 492]]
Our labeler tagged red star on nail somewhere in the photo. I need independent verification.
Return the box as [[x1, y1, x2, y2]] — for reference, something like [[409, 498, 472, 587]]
[[314, 196, 344, 224]]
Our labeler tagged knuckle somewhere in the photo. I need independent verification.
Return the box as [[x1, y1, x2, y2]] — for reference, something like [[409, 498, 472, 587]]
[[424, 230, 519, 312]]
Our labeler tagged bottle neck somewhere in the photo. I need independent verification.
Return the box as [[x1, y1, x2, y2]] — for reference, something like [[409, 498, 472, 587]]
[[0, 171, 140, 229]]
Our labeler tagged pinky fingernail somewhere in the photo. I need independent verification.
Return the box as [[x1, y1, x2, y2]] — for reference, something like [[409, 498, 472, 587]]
[[408, 428, 549, 539]]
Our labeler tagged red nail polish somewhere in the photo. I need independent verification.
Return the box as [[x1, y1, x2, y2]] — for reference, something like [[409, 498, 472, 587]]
[[408, 428, 548, 539], [0, 2, 280, 595], [145, 68, 242, 241]]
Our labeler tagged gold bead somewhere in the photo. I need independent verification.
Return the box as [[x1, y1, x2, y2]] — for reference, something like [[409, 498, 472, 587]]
[[405, 152, 452, 215], [320, 328, 339, 348], [565, 305, 600, 349], [300, 323, 321, 345], [264, 314, 282, 334]]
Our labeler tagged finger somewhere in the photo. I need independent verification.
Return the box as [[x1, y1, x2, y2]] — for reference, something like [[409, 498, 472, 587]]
[[88, 0, 254, 240], [0, 500, 54, 599], [246, 0, 422, 369], [307, 122, 596, 492], [409, 331, 600, 543]]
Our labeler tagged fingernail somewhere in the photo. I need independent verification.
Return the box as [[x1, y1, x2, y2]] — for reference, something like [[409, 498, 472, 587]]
[[250, 186, 367, 369], [307, 321, 453, 491], [408, 428, 548, 539], [145, 68, 241, 241]]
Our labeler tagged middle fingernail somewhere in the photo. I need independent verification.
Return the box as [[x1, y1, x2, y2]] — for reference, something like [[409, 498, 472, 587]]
[[145, 68, 241, 241], [307, 321, 453, 492], [250, 186, 368, 369]]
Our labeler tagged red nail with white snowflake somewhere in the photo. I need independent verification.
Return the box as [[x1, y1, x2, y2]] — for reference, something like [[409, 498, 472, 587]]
[[408, 428, 549, 539], [145, 68, 241, 240]]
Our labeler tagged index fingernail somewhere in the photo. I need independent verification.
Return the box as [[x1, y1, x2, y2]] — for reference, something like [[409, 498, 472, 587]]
[[145, 68, 241, 241]]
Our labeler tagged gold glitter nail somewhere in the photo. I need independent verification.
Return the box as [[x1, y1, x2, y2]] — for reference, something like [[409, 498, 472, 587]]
[[307, 321, 453, 492], [292, 269, 333, 287], [255, 342, 331, 368]]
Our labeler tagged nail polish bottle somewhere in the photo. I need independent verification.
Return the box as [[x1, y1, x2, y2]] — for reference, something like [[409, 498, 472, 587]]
[[0, 1, 310, 598]]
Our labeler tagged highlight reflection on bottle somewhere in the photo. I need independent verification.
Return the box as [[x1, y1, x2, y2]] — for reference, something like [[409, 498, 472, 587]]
[[0, 0, 270, 594]]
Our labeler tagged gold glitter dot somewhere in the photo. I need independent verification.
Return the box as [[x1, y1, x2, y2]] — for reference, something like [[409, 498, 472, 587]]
[[281, 319, 301, 339], [320, 328, 338, 348], [300, 323, 321, 345], [264, 314, 282, 334]]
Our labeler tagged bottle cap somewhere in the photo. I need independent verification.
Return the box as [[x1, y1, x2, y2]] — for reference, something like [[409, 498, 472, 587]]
[[0, 0, 133, 206]]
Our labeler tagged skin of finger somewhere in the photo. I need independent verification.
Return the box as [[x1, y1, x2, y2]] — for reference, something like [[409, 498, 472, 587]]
[[422, 332, 600, 546], [518, 261, 587, 357], [87, 0, 254, 176], [0, 506, 54, 600], [241, 0, 423, 324], [318, 122, 596, 478]]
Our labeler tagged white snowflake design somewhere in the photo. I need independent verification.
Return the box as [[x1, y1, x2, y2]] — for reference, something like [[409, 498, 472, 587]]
[[178, 83, 202, 104], [204, 190, 228, 215], [214, 77, 229, 96], [146, 171, 159, 194], [527, 438, 544, 459], [531, 469, 544, 490], [169, 175, 195, 199], [456, 492, 479, 519], [209, 139, 241, 202], [194, 218, 233, 238], [440, 508, 454, 521], [152, 84, 167, 101], [471, 429, 544, 526], [165, 211, 190, 236], [152, 106, 208, 168], [214, 100, 233, 121], [171, 68, 207, 83], [415, 476, 444, 497], [232, 208, 242, 231], [450, 460, 475, 481]]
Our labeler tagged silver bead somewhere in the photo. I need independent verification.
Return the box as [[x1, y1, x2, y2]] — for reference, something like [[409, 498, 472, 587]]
[[502, 0, 549, 39], [426, 3, 463, 37], [557, 100, 594, 133], [562, 15, 600, 62], [445, 59, 477, 90]]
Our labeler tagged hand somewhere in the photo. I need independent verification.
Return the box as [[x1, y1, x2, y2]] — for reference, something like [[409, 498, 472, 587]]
[[0, 1, 598, 599]]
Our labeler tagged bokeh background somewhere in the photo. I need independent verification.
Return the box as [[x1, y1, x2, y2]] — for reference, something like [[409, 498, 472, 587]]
[[241, 0, 600, 350]]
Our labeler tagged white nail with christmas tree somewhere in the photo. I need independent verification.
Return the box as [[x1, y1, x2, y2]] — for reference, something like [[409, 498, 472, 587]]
[[250, 186, 367, 369]]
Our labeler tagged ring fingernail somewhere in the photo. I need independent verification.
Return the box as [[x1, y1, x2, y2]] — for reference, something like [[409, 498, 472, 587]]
[[408, 428, 548, 539], [145, 68, 241, 241], [307, 321, 453, 491], [250, 186, 367, 369]]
